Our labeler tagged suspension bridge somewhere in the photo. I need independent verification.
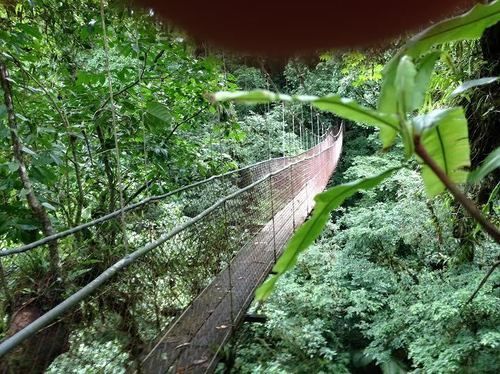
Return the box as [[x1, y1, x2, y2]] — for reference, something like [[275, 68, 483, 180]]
[[0, 125, 343, 373]]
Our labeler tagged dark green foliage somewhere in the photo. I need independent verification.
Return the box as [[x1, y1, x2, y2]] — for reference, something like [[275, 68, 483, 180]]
[[233, 150, 499, 373]]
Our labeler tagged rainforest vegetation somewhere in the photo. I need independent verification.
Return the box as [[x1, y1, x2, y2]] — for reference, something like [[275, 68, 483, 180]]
[[0, 0, 499, 373]]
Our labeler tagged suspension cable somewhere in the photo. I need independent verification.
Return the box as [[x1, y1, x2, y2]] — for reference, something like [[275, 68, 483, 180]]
[[0, 154, 292, 257], [1, 129, 327, 258]]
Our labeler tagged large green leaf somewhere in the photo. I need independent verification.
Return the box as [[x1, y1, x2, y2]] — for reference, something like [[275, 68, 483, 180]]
[[416, 107, 470, 196], [395, 56, 417, 115], [379, 1, 500, 118], [468, 147, 500, 184], [255, 167, 400, 301], [146, 101, 172, 123], [394, 56, 418, 156], [214, 90, 399, 142], [309, 95, 399, 136], [451, 77, 499, 97]]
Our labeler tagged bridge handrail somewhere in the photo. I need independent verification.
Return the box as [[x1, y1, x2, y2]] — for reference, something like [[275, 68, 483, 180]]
[[0, 127, 339, 257], [0, 128, 342, 358]]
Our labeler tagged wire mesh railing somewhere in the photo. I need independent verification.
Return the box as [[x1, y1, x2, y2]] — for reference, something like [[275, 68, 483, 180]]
[[0, 126, 342, 373]]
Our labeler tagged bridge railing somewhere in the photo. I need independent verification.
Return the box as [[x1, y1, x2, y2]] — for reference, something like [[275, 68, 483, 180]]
[[0, 126, 342, 373]]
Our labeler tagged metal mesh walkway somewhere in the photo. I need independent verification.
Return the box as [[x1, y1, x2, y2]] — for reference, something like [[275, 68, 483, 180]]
[[142, 129, 343, 372], [0, 127, 342, 374]]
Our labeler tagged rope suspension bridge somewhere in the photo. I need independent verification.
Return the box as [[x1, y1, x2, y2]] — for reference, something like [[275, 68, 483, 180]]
[[0, 124, 343, 373]]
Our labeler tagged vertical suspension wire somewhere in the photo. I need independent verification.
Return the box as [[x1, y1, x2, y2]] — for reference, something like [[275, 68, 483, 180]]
[[309, 103, 314, 146], [265, 76, 271, 161], [300, 104, 304, 151], [316, 113, 320, 154], [291, 110, 295, 156], [266, 104, 271, 161], [222, 200, 234, 326], [281, 102, 286, 157], [99, 0, 128, 248], [268, 174, 277, 263]]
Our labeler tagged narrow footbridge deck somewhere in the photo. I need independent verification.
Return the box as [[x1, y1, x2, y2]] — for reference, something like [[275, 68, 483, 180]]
[[0, 128, 342, 373]]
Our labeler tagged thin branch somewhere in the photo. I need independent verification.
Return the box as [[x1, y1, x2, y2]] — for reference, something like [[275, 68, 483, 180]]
[[164, 108, 205, 144], [466, 260, 500, 304], [92, 49, 165, 120], [81, 130, 94, 167], [125, 178, 156, 206]]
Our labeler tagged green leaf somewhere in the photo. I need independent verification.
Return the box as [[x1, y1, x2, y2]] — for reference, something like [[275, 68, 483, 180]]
[[418, 107, 470, 196], [8, 161, 19, 173], [309, 96, 399, 136], [395, 56, 417, 114], [41, 202, 56, 211], [412, 107, 458, 135], [468, 147, 500, 184], [255, 167, 400, 301], [146, 101, 172, 123], [404, 1, 500, 58], [213, 90, 399, 146], [451, 77, 499, 97], [413, 52, 441, 110], [379, 1, 500, 118], [21, 145, 36, 156], [212, 89, 291, 104]]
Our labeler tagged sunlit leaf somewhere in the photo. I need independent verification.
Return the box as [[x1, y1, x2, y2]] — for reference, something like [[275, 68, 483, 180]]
[[417, 107, 470, 196], [212, 89, 291, 104], [379, 1, 500, 121], [21, 145, 36, 156], [41, 202, 56, 211], [412, 107, 458, 134], [451, 77, 499, 97], [308, 96, 399, 135], [395, 56, 417, 114], [255, 167, 400, 301], [214, 90, 399, 142]]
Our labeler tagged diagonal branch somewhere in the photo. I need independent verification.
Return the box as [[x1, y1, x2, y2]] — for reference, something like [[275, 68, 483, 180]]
[[466, 260, 500, 304]]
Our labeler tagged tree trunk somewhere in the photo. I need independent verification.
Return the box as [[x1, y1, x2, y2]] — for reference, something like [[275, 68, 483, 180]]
[[0, 61, 61, 278]]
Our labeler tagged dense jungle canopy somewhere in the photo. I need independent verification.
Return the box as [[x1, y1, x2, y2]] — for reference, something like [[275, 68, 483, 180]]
[[0, 1, 499, 373]]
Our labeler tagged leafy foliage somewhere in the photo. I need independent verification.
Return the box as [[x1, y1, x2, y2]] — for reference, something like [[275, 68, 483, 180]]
[[234, 148, 499, 373], [216, 2, 500, 298]]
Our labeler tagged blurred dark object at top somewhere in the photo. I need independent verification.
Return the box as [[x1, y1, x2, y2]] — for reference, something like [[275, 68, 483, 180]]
[[134, 0, 475, 57]]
